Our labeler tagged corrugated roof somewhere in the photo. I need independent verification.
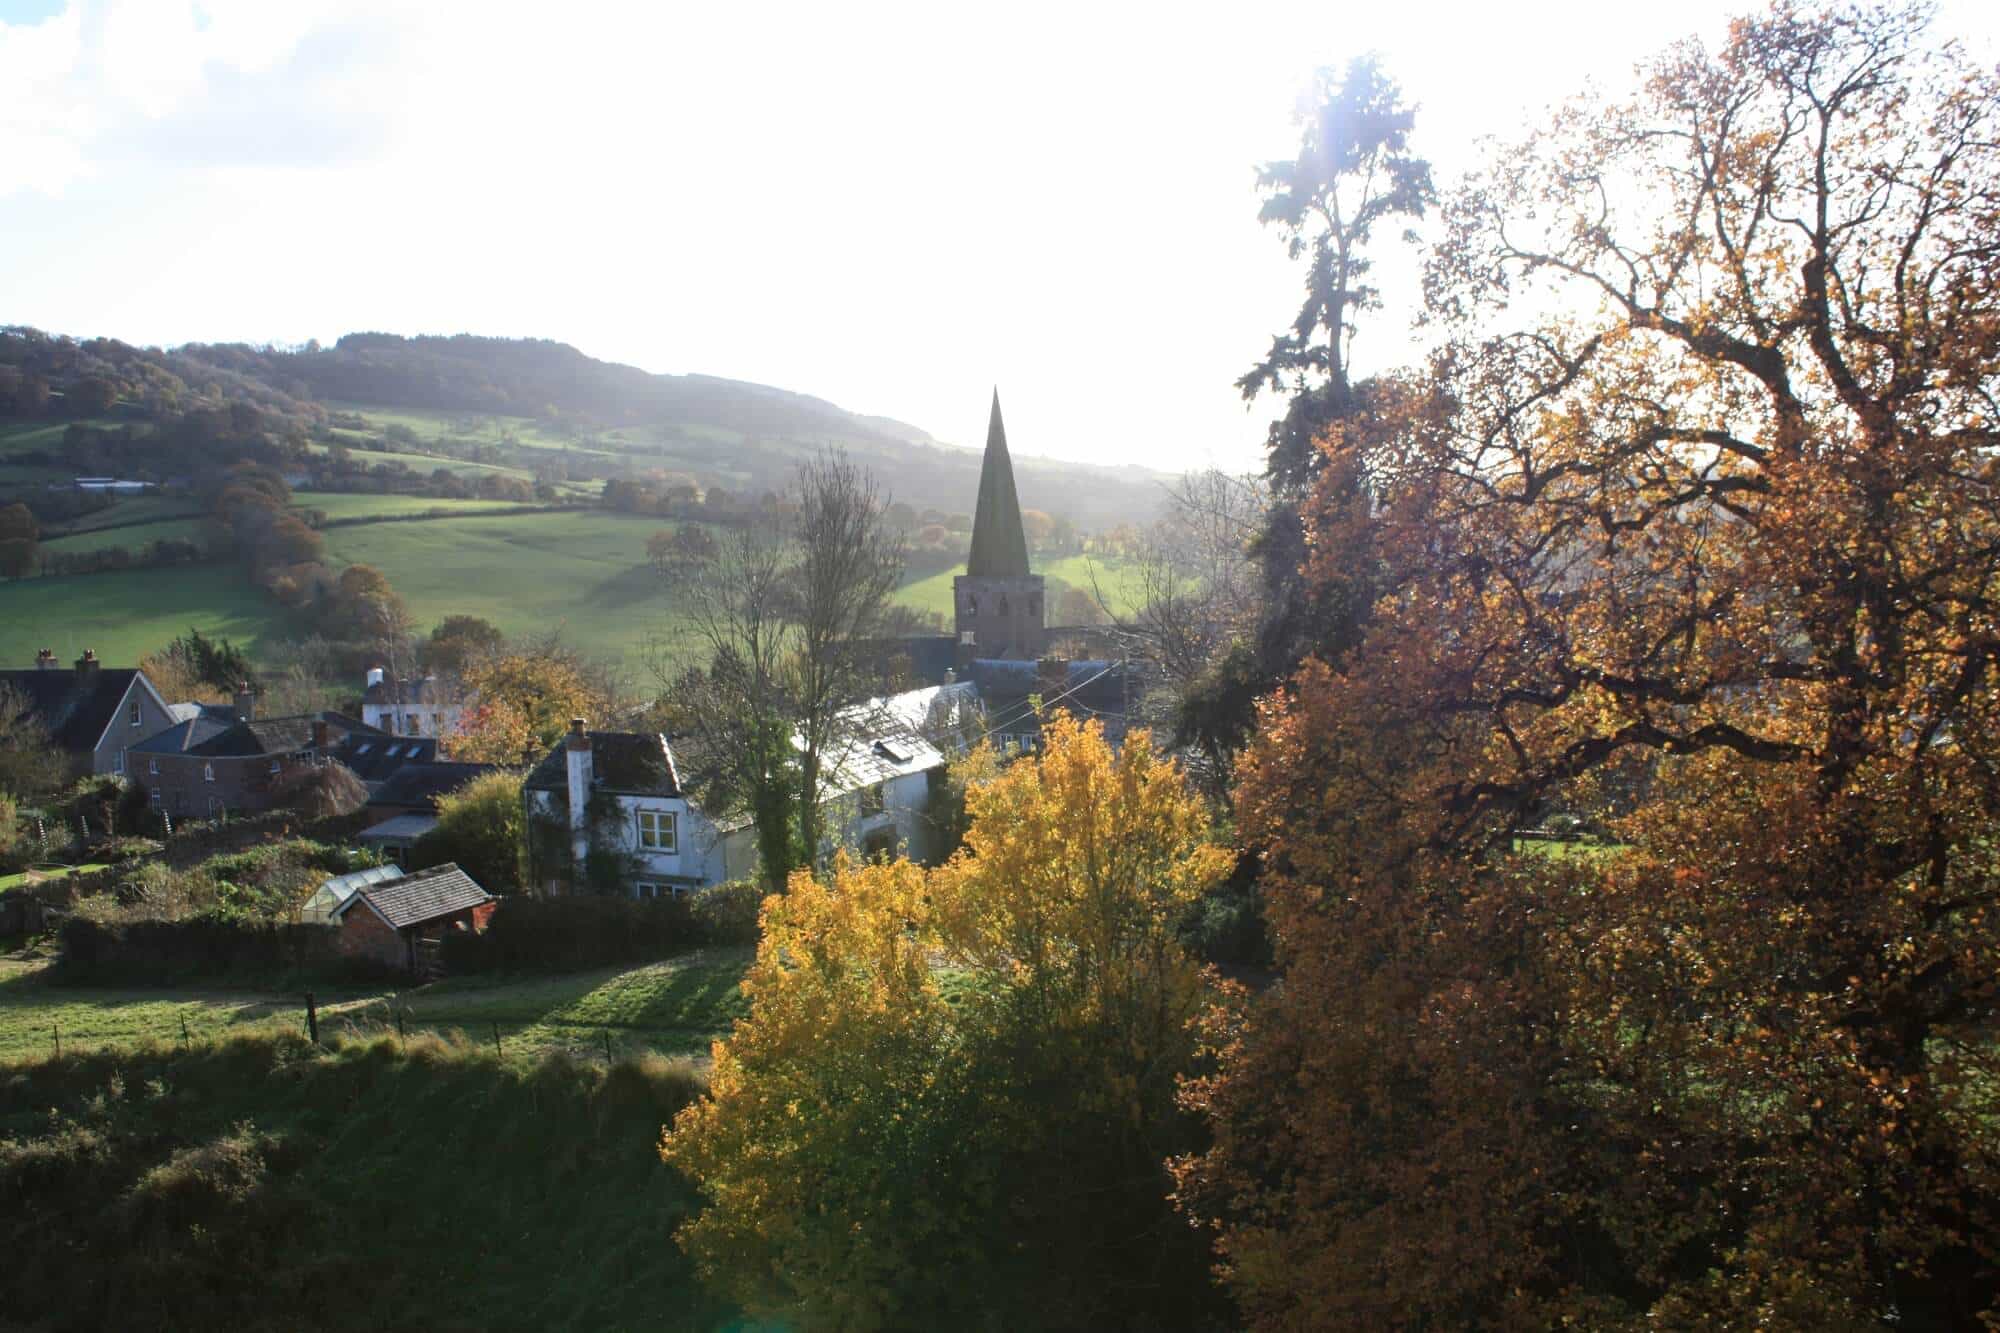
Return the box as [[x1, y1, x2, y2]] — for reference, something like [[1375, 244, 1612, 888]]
[[335, 861, 490, 930]]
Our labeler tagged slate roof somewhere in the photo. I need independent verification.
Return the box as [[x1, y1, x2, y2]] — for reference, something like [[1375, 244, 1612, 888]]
[[523, 732, 681, 796], [367, 761, 495, 811], [965, 391, 1031, 578], [128, 715, 239, 754], [334, 733, 441, 782], [0, 667, 145, 756], [334, 862, 491, 930], [133, 711, 383, 760]]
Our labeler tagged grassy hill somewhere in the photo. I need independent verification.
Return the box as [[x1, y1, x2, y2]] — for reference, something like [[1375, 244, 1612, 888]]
[[0, 1029, 737, 1330], [0, 946, 759, 1328]]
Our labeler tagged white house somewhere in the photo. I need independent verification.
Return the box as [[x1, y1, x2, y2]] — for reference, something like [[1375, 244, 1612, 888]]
[[360, 668, 469, 739], [520, 686, 974, 898]]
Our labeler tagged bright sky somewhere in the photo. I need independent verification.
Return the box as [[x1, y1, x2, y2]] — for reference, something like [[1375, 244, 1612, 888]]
[[4, 1, 1998, 475]]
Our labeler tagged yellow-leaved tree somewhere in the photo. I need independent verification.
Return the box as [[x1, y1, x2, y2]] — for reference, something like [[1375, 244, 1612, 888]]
[[661, 714, 1231, 1330]]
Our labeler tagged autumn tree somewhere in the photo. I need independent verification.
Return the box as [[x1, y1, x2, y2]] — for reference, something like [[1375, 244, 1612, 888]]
[[663, 714, 1230, 1329], [1181, 6, 2000, 1325], [422, 614, 505, 676], [454, 646, 611, 764]]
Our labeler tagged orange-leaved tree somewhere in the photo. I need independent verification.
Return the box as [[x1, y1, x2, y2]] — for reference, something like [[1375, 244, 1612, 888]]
[[662, 714, 1232, 1330], [1179, 5, 2000, 1327], [452, 649, 611, 764]]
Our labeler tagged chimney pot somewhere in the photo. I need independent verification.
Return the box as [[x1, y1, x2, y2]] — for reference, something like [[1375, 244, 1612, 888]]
[[566, 717, 590, 749]]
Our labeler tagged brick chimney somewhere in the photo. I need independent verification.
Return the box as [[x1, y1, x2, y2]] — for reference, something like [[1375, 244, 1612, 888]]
[[234, 681, 256, 722], [566, 718, 593, 879], [74, 649, 99, 680], [310, 719, 330, 750], [34, 648, 56, 670]]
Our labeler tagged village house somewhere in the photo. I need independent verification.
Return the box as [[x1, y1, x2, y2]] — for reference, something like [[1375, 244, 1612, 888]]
[[127, 705, 381, 820], [360, 668, 469, 739], [330, 862, 494, 973], [355, 760, 496, 865], [0, 649, 178, 776]]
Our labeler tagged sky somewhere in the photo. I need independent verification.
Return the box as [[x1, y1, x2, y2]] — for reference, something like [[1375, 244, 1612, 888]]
[[4, 1, 1999, 476]]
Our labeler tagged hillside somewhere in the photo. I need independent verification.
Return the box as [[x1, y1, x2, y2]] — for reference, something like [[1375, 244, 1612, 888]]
[[0, 326, 1174, 528]]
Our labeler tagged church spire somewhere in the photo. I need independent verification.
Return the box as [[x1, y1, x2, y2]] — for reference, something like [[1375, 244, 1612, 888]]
[[965, 389, 1031, 578]]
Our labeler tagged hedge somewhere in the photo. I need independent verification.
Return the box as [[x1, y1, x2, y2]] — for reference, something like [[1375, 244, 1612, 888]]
[[440, 882, 764, 974]]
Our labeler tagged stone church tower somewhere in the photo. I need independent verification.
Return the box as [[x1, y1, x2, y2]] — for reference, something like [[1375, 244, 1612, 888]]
[[954, 391, 1045, 663]]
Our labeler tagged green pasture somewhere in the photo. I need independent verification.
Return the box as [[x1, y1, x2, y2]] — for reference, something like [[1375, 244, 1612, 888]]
[[37, 516, 204, 552], [0, 564, 286, 665], [325, 401, 633, 458], [293, 490, 541, 521], [317, 509, 695, 668]]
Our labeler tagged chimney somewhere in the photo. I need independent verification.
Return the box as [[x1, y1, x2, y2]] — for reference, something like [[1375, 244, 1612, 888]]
[[366, 666, 385, 690], [34, 648, 56, 670], [234, 681, 256, 722], [74, 648, 99, 680], [942, 667, 956, 685], [566, 718, 593, 879], [1037, 655, 1067, 700], [311, 719, 329, 750]]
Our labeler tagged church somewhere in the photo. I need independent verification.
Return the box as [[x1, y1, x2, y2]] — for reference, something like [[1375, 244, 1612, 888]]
[[900, 391, 1135, 749]]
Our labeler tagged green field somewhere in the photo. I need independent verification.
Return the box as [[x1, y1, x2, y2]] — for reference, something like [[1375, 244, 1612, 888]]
[[315, 510, 690, 668], [0, 947, 752, 1064], [38, 515, 204, 552], [0, 563, 286, 664], [296, 490, 542, 520]]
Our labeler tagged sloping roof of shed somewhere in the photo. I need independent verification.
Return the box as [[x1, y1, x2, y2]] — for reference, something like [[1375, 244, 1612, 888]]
[[334, 861, 490, 930]]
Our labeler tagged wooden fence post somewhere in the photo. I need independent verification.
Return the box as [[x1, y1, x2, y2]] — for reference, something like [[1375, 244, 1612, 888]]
[[491, 1023, 502, 1057], [52, 1022, 60, 1061], [305, 992, 319, 1045], [602, 1029, 613, 1065], [396, 1008, 406, 1039]]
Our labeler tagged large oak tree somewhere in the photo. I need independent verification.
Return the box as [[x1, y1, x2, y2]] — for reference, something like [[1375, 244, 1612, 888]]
[[1180, 5, 2000, 1326]]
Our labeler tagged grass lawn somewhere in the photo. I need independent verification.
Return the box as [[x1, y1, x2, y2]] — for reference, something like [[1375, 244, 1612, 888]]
[[328, 948, 754, 1061], [0, 862, 109, 893], [0, 563, 290, 665], [0, 947, 753, 1065]]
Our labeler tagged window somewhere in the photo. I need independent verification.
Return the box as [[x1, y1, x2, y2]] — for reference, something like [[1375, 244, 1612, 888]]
[[405, 713, 422, 736], [148, 758, 159, 776], [860, 782, 886, 817], [433, 713, 444, 734], [636, 809, 678, 853], [203, 763, 215, 783], [149, 789, 161, 807], [269, 761, 281, 776], [355, 742, 372, 754], [634, 881, 660, 901], [129, 700, 143, 728]]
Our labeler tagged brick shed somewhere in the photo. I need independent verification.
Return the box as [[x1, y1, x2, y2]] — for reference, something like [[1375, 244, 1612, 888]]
[[331, 862, 496, 973]]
